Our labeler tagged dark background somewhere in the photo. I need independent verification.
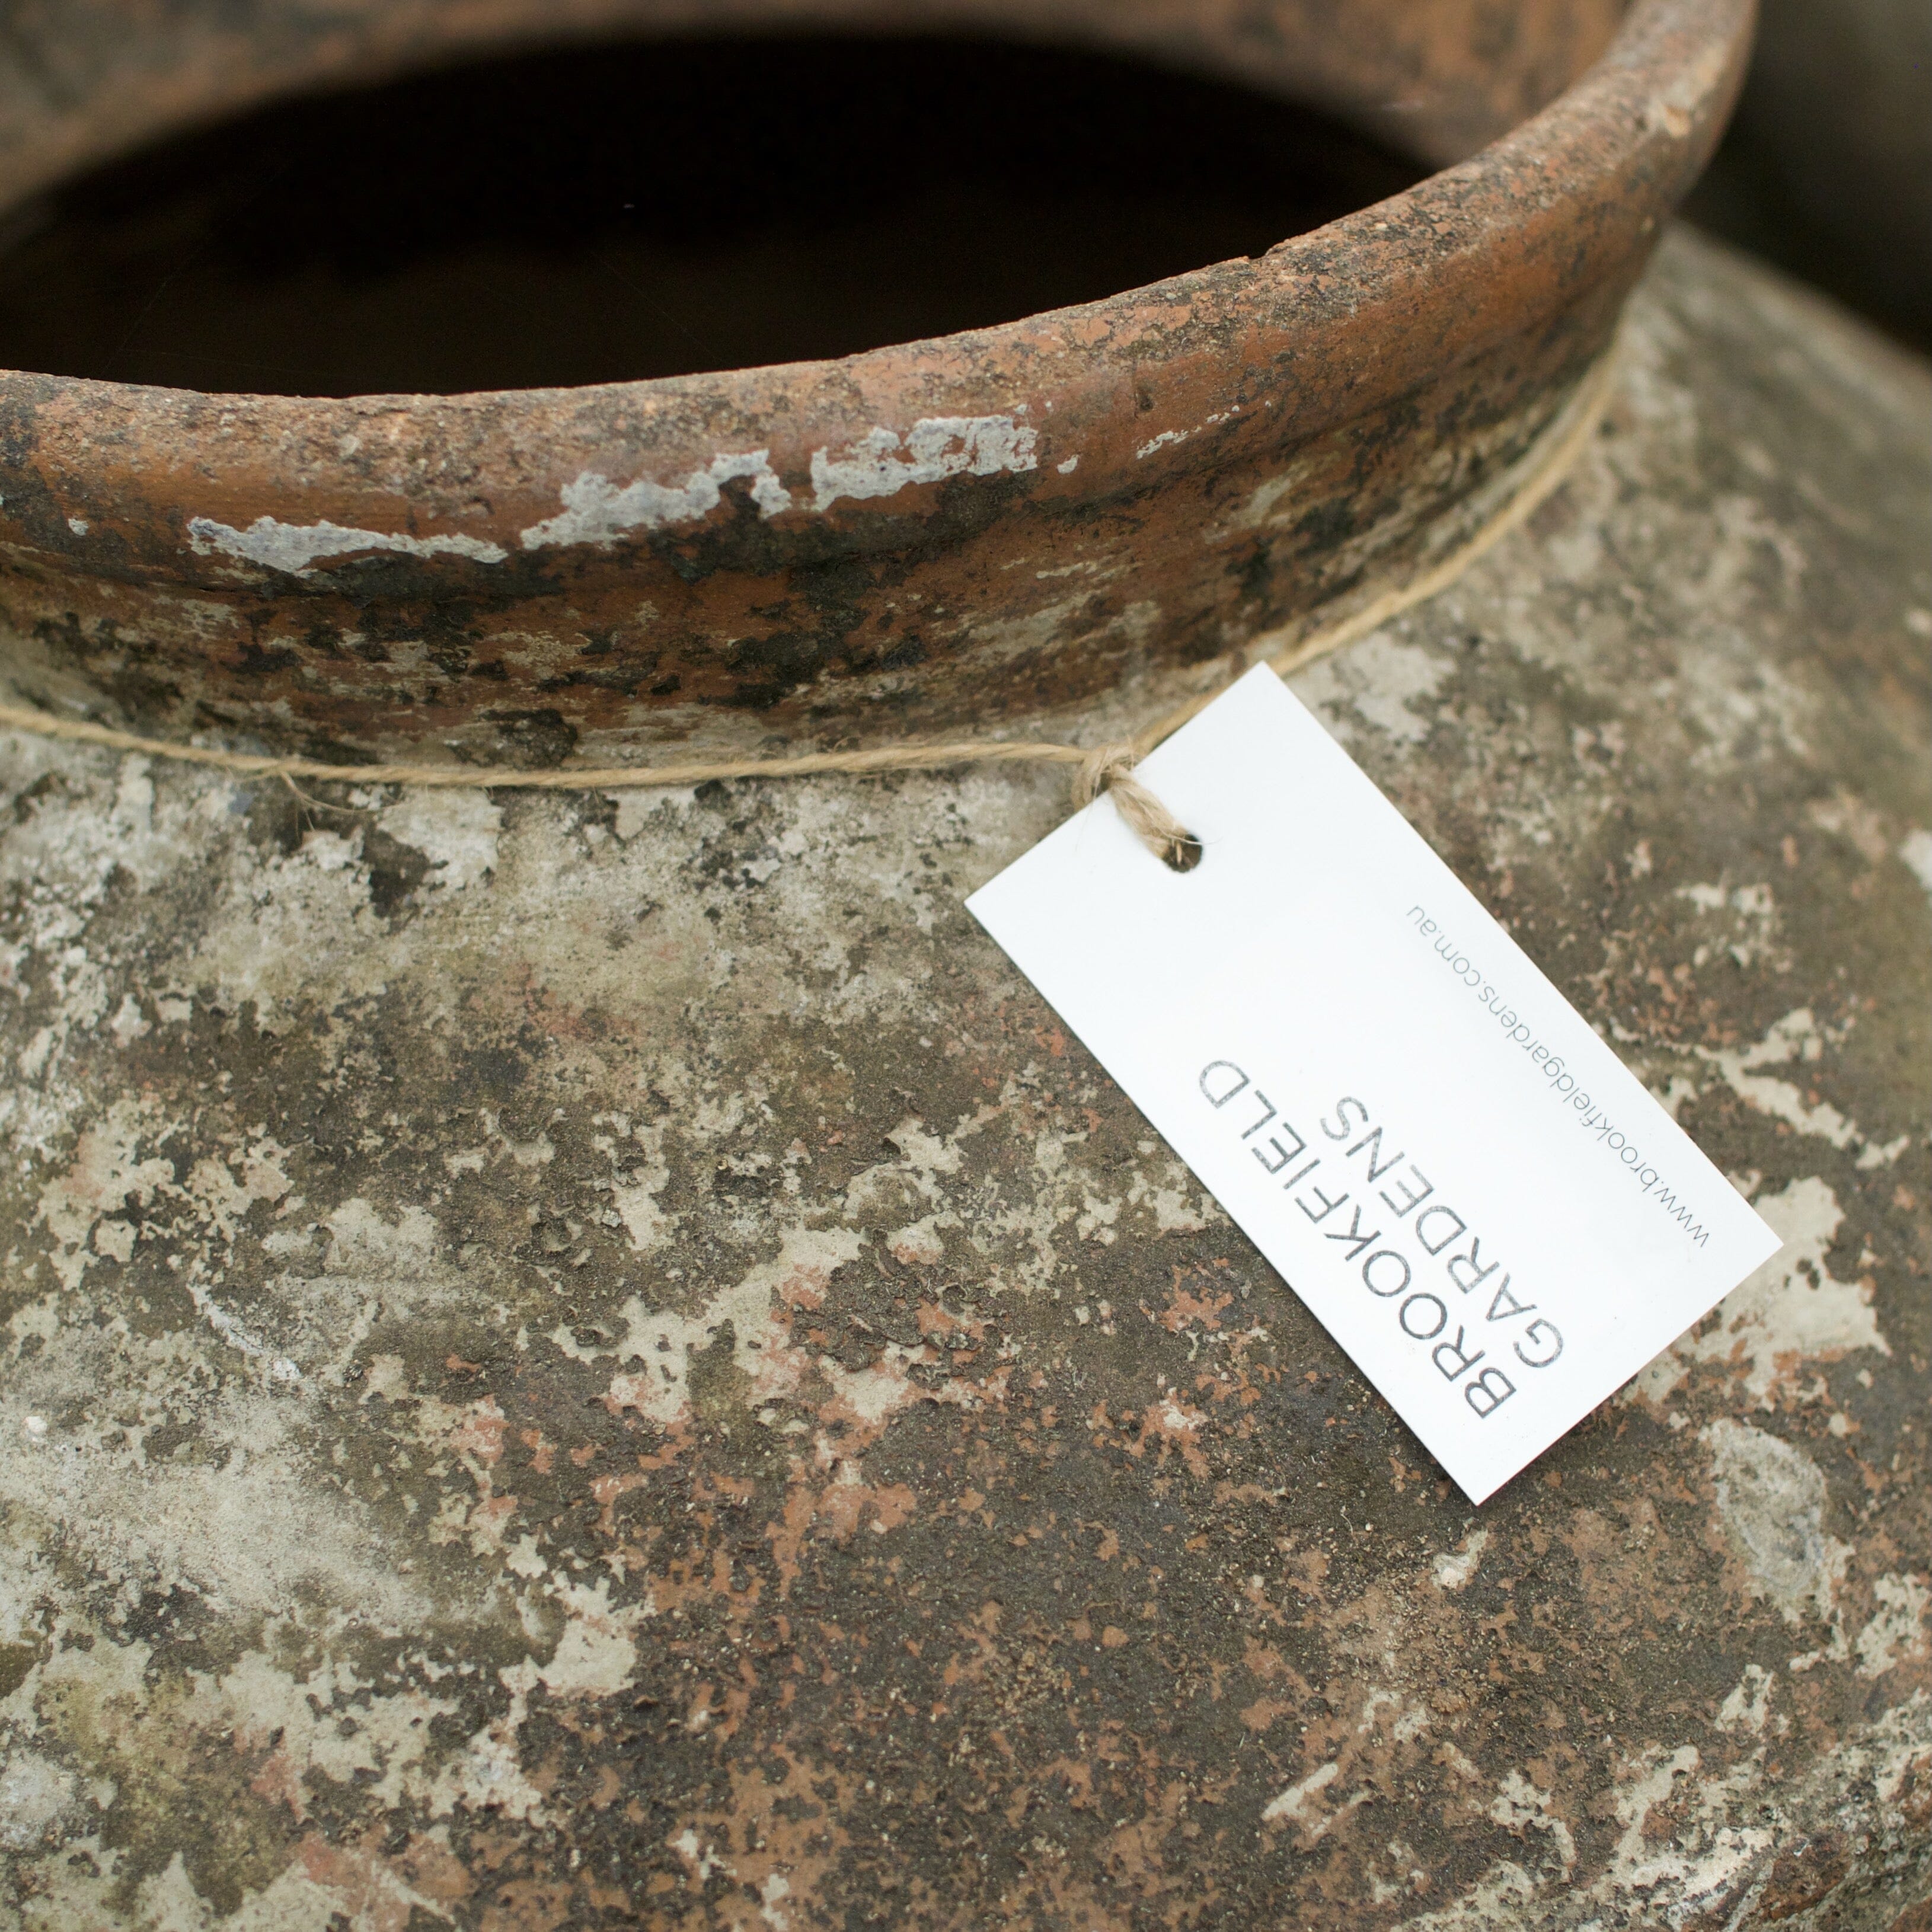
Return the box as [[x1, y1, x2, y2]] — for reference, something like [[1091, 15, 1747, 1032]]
[[1687, 0, 1932, 355]]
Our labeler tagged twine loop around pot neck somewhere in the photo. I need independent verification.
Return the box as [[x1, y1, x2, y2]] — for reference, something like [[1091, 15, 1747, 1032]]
[[0, 351, 1615, 866]]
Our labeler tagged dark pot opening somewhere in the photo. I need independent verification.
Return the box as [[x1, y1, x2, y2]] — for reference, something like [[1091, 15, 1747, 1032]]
[[0, 33, 1426, 397]]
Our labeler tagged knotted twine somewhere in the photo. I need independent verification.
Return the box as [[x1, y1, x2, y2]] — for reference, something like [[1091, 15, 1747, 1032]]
[[1073, 743, 1203, 872], [0, 352, 1614, 868]]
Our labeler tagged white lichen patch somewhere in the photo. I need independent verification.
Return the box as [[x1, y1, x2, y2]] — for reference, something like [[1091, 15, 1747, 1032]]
[[809, 415, 1037, 512], [0, 752, 205, 1155], [1391, 1861, 1539, 1931], [1297, 631, 1455, 746], [424, 1683, 550, 1825], [186, 1136, 294, 1243], [529, 1575, 653, 1697], [520, 450, 790, 548], [611, 785, 698, 841], [218, 1640, 456, 1819], [1901, 827, 1932, 901], [1854, 1573, 1930, 1678], [1261, 1757, 1339, 1825], [606, 1122, 674, 1255], [1602, 1743, 1775, 1914], [0, 1362, 438, 1630], [1134, 407, 1238, 462], [1672, 879, 1785, 972], [124, 1842, 449, 1931], [1687, 1005, 1904, 1164], [0, 1746, 78, 1850], [1430, 1528, 1489, 1592], [597, 1225, 866, 1428], [1714, 1663, 1775, 1733], [379, 790, 503, 891], [1631, 1176, 1888, 1406], [181, 823, 400, 1024], [1487, 1768, 1576, 1873], [843, 1115, 967, 1232], [35, 1096, 176, 1290], [1226, 449, 1325, 537], [1121, 1158, 1211, 1234], [189, 513, 507, 573]]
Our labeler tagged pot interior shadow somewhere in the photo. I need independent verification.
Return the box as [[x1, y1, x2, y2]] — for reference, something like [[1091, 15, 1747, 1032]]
[[0, 34, 1425, 397]]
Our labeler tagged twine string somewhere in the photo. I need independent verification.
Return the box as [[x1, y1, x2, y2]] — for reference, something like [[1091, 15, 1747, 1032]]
[[1074, 743, 1203, 872], [0, 351, 1614, 862]]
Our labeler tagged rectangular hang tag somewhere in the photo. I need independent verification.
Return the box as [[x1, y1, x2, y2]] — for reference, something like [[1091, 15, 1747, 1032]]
[[969, 666, 1780, 1503]]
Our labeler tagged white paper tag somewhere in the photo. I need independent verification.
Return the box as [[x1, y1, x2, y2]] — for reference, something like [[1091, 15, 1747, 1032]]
[[969, 667, 1780, 1503]]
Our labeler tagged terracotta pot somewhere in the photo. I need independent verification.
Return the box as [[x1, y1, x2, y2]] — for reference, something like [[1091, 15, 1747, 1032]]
[[0, 0, 1748, 764], [1, 224, 1927, 1930]]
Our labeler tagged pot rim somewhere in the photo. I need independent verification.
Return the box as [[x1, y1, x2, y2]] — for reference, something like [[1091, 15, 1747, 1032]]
[[0, 0, 1751, 564]]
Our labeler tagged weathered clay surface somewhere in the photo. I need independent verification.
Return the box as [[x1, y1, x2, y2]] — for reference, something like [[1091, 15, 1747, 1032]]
[[0, 228, 1927, 1929], [0, 0, 1732, 762]]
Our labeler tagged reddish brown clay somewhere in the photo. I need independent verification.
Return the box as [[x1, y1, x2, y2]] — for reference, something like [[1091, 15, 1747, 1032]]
[[0, 0, 1748, 764]]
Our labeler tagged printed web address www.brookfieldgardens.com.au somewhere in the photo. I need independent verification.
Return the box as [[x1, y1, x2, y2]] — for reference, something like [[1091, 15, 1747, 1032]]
[[1404, 904, 1714, 1248]]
